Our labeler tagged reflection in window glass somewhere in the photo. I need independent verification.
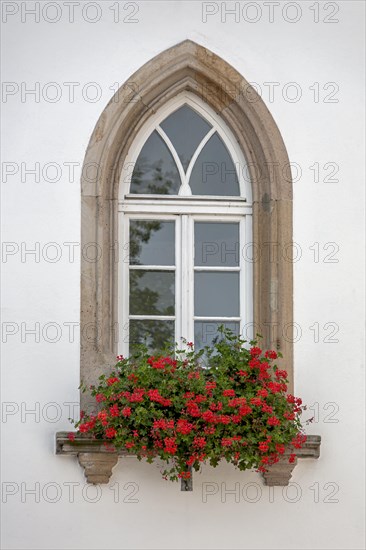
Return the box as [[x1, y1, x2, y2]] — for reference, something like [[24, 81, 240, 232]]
[[189, 133, 240, 196], [160, 105, 211, 171], [129, 270, 175, 316], [194, 321, 240, 351], [130, 131, 181, 194], [129, 320, 175, 355], [130, 220, 175, 266], [195, 222, 239, 267], [194, 272, 239, 317]]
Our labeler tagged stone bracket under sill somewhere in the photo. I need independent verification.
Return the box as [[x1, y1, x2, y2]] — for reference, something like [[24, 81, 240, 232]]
[[56, 432, 321, 491]]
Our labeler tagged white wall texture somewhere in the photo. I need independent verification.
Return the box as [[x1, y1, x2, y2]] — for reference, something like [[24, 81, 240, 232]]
[[1, 1, 365, 549]]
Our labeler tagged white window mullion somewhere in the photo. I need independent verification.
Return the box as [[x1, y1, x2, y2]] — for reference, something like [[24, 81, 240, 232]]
[[155, 126, 189, 196], [130, 265, 176, 271], [184, 127, 216, 185], [187, 216, 195, 343], [243, 214, 253, 341], [180, 214, 188, 342], [180, 215, 194, 343], [129, 315, 175, 320], [175, 216, 182, 347], [119, 213, 130, 356]]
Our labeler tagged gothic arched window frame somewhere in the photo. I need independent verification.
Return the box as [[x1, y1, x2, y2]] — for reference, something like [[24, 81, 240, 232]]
[[118, 91, 253, 356], [79, 41, 294, 410]]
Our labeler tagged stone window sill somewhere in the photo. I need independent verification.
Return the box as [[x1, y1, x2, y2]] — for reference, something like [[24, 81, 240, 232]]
[[56, 432, 321, 491]]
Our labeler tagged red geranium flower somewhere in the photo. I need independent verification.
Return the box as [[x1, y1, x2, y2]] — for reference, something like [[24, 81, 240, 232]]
[[267, 416, 281, 426], [250, 346, 262, 357], [105, 428, 116, 439], [258, 441, 269, 452], [122, 406, 132, 417]]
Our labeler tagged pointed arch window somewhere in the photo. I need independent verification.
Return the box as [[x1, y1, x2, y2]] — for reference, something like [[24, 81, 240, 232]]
[[57, 43, 322, 488], [77, 41, 295, 402], [118, 93, 253, 355]]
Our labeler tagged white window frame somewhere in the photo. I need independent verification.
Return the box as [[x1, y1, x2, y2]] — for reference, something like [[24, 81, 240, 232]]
[[118, 92, 253, 355], [120, 91, 252, 201]]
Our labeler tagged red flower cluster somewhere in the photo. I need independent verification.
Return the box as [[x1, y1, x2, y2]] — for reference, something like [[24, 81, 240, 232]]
[[164, 437, 177, 454], [193, 437, 206, 449], [258, 441, 269, 452], [126, 389, 145, 403], [176, 419, 194, 434], [275, 369, 288, 380], [105, 427, 116, 439], [267, 381, 284, 394], [275, 443, 285, 454], [147, 356, 177, 371], [122, 406, 132, 417], [227, 397, 246, 408], [291, 433, 307, 449], [264, 350, 277, 360], [186, 400, 201, 417], [78, 417, 96, 433], [73, 330, 307, 483], [223, 389, 236, 397], [153, 419, 174, 430], [286, 394, 303, 413], [186, 453, 206, 466], [178, 470, 191, 479], [250, 397, 262, 406], [250, 346, 262, 357], [109, 404, 119, 417], [147, 389, 172, 407], [267, 416, 281, 426]]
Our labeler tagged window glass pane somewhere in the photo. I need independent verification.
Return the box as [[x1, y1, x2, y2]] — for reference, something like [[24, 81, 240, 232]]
[[160, 105, 212, 171], [130, 131, 181, 194], [195, 222, 239, 267], [194, 321, 240, 350], [130, 220, 175, 266], [194, 272, 239, 317], [130, 270, 175, 315], [189, 133, 240, 196], [129, 320, 175, 355]]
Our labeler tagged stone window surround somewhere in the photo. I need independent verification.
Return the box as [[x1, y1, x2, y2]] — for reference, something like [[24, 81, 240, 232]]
[[57, 41, 321, 489], [80, 40, 294, 409]]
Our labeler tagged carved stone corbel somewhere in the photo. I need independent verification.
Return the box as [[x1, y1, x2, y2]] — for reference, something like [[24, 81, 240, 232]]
[[56, 432, 119, 484], [262, 435, 321, 486], [78, 452, 119, 484]]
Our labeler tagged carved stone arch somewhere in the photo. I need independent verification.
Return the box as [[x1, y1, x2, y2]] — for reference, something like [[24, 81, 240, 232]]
[[81, 40, 294, 408]]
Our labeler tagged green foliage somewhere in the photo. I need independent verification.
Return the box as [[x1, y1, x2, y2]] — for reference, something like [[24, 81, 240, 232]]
[[73, 327, 306, 482]]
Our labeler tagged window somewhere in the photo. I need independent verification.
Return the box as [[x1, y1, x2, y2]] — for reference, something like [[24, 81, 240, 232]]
[[118, 94, 253, 354], [79, 41, 294, 406]]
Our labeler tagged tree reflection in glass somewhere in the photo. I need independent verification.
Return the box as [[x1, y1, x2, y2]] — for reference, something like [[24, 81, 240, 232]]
[[130, 131, 181, 194], [128, 219, 175, 355]]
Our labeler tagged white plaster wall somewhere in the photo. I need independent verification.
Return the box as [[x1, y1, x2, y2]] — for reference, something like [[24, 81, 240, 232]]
[[1, 1, 365, 549]]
